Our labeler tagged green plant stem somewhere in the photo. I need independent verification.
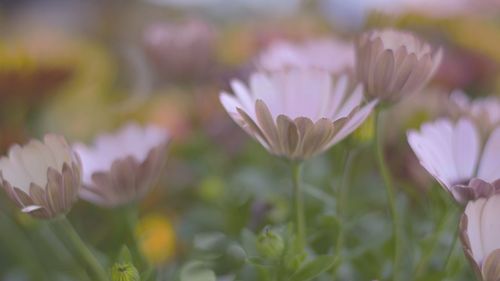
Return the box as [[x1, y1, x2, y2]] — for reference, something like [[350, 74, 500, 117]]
[[52, 216, 108, 281], [331, 148, 358, 276], [374, 109, 400, 281], [291, 161, 305, 252], [444, 224, 460, 272], [122, 206, 147, 268]]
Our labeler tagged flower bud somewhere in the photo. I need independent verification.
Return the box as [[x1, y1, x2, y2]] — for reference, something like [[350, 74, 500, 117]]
[[256, 228, 284, 259], [355, 29, 442, 103], [110, 262, 140, 281]]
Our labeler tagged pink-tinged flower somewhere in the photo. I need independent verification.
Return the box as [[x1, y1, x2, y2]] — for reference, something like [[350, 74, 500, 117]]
[[0, 134, 82, 219], [450, 90, 500, 133], [74, 123, 169, 208], [220, 69, 378, 160], [460, 189, 500, 280], [257, 38, 354, 73], [407, 118, 500, 203], [143, 20, 216, 81], [356, 29, 442, 103]]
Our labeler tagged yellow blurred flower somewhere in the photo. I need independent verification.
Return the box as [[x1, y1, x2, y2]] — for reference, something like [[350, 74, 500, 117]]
[[136, 214, 176, 265]]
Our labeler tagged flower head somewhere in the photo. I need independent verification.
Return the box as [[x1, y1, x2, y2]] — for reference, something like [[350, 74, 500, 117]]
[[0, 134, 82, 219], [74, 123, 169, 208], [450, 90, 500, 133], [220, 69, 377, 160], [407, 118, 500, 203], [257, 38, 354, 73], [461, 191, 500, 280], [136, 213, 176, 265], [143, 20, 216, 81], [355, 29, 442, 103]]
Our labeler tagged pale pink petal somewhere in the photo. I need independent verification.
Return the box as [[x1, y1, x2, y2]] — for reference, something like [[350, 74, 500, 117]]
[[478, 127, 500, 182], [465, 198, 487, 264], [480, 195, 500, 264], [453, 118, 480, 181], [330, 99, 378, 145], [230, 80, 254, 112]]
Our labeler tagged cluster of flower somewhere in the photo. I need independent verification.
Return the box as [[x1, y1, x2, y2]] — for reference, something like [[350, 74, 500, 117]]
[[2, 27, 499, 280], [409, 92, 500, 279], [222, 29, 441, 161], [0, 123, 169, 218], [221, 28, 500, 280]]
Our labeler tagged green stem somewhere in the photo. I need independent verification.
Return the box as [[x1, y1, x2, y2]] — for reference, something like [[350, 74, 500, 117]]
[[122, 206, 147, 268], [374, 109, 400, 281], [331, 148, 358, 276], [444, 224, 460, 272], [52, 217, 109, 281], [291, 161, 305, 252]]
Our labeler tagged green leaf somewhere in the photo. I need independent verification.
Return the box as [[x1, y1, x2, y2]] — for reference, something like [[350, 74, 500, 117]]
[[246, 256, 273, 267], [117, 245, 133, 263], [241, 228, 257, 256], [289, 255, 337, 281], [180, 261, 216, 281], [193, 232, 227, 252]]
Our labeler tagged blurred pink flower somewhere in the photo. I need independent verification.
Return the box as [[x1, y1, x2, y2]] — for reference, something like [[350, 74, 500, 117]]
[[461, 188, 500, 280], [220, 69, 377, 160], [0, 134, 82, 219], [257, 38, 354, 73], [450, 90, 500, 133], [407, 118, 500, 203], [74, 123, 169, 207], [143, 20, 216, 81]]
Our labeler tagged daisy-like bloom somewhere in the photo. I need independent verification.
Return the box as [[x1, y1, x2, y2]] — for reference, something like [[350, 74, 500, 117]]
[[460, 186, 500, 281], [355, 29, 442, 103], [74, 123, 169, 208], [407, 118, 500, 203], [143, 20, 215, 81], [257, 38, 354, 73], [450, 90, 500, 133], [0, 134, 82, 219], [220, 68, 378, 160]]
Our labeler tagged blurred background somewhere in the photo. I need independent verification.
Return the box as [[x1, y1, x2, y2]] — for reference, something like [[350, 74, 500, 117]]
[[0, 0, 500, 280]]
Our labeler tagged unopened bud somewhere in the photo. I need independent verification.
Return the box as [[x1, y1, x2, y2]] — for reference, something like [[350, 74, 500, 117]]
[[256, 227, 284, 259], [111, 262, 140, 281]]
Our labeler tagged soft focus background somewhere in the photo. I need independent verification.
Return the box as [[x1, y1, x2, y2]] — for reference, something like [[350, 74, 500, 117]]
[[0, 0, 500, 280]]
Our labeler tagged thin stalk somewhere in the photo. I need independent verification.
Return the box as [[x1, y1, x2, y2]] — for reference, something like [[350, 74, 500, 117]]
[[291, 161, 305, 251], [52, 217, 109, 281], [122, 206, 147, 268], [39, 223, 92, 281], [374, 109, 400, 280], [328, 148, 358, 277], [444, 224, 460, 272]]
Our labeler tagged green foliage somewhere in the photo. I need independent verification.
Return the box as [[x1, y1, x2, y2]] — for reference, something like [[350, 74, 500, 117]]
[[180, 261, 216, 281]]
